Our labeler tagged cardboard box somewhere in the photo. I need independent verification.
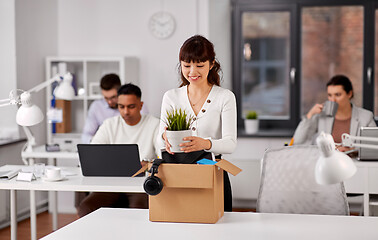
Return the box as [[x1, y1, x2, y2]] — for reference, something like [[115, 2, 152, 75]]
[[55, 100, 72, 133], [135, 160, 241, 223]]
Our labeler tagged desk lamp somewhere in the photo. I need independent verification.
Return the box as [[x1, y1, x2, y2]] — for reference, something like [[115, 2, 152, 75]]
[[0, 73, 75, 155], [315, 132, 357, 185], [341, 132, 378, 150]]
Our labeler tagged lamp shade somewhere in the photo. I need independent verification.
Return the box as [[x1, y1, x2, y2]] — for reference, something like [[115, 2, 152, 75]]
[[16, 92, 44, 126], [54, 73, 75, 100], [315, 132, 357, 185]]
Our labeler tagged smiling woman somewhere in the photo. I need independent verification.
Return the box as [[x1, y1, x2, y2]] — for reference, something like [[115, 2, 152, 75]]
[[157, 35, 237, 212]]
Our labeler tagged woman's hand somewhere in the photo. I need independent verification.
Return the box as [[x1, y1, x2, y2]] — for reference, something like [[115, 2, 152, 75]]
[[179, 136, 211, 153], [306, 103, 323, 119], [162, 128, 174, 155], [336, 145, 358, 158]]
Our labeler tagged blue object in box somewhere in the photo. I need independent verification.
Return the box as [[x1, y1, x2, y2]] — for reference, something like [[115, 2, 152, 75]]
[[196, 158, 217, 165]]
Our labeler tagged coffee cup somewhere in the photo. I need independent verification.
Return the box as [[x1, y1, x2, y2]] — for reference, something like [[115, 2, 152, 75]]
[[322, 101, 338, 117], [45, 167, 61, 180]]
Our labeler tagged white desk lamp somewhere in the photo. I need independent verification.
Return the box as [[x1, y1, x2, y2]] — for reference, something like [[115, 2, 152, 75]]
[[315, 132, 357, 185], [341, 133, 378, 150], [0, 72, 75, 157]]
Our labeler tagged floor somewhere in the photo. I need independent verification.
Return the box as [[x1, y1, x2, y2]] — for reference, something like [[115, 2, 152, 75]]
[[0, 211, 78, 240]]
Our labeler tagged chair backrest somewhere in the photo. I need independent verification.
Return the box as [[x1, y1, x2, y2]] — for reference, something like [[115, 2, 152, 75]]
[[257, 145, 349, 215]]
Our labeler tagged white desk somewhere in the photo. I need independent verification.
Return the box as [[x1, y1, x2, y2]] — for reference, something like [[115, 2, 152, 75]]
[[344, 159, 378, 216], [41, 208, 378, 240], [0, 165, 145, 240], [21, 145, 79, 234]]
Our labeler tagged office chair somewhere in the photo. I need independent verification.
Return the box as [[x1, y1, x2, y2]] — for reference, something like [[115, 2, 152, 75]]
[[257, 145, 349, 215]]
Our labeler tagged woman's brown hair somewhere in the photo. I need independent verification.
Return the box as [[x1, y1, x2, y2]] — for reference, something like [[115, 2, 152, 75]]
[[178, 35, 221, 87]]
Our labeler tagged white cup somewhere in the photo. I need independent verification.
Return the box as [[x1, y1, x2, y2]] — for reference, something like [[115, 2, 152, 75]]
[[45, 167, 61, 180]]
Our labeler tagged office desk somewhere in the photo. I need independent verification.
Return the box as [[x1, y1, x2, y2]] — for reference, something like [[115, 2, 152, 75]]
[[41, 208, 378, 240], [20, 145, 79, 232], [0, 165, 145, 240], [344, 159, 378, 216]]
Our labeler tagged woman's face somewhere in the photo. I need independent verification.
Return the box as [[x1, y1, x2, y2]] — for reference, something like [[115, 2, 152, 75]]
[[327, 85, 352, 109], [181, 60, 213, 85]]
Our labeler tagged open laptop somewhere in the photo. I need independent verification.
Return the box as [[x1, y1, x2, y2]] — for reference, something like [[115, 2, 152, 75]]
[[77, 144, 143, 177], [358, 127, 378, 161]]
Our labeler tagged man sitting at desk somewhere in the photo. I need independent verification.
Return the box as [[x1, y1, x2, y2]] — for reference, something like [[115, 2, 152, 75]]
[[81, 73, 121, 144], [77, 83, 160, 217]]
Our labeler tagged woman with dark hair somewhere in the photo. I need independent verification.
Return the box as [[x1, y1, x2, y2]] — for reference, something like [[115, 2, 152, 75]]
[[293, 75, 376, 149], [157, 35, 237, 211]]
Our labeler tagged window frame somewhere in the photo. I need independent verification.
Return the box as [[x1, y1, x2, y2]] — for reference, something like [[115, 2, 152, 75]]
[[232, 0, 378, 135]]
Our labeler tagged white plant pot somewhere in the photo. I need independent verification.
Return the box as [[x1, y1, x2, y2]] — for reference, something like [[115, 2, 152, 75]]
[[245, 119, 259, 134], [166, 129, 192, 153]]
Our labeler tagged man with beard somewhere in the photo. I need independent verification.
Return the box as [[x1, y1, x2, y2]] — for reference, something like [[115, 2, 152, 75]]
[[77, 83, 159, 217], [81, 73, 121, 144]]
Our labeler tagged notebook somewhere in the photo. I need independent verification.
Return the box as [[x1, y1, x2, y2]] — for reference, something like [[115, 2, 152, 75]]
[[0, 169, 20, 180], [77, 144, 143, 177], [358, 127, 378, 161]]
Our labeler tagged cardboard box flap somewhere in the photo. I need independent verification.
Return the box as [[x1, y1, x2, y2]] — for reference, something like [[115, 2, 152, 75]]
[[215, 159, 242, 176], [158, 164, 214, 189], [132, 164, 148, 177]]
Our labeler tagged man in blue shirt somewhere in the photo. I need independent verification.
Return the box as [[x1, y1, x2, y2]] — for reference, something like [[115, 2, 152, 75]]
[[81, 74, 121, 144]]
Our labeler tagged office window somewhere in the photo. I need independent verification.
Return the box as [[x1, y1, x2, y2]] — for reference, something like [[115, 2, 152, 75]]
[[233, 1, 378, 133], [301, 6, 363, 115], [242, 12, 290, 119]]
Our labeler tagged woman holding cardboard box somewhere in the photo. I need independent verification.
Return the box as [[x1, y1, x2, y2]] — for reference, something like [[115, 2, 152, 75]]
[[158, 35, 237, 211]]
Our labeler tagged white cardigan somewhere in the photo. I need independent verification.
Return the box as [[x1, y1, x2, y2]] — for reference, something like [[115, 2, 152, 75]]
[[158, 85, 237, 155]]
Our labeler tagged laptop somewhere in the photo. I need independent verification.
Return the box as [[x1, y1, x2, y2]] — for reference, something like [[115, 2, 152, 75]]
[[77, 144, 143, 177], [358, 127, 378, 161]]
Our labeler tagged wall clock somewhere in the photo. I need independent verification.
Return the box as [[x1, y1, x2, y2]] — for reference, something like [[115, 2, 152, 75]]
[[149, 11, 176, 39]]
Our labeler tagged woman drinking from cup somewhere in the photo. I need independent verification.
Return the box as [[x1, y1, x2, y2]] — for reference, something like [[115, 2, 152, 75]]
[[293, 75, 376, 151]]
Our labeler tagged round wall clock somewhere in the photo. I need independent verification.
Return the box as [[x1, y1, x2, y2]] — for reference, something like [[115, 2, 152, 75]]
[[149, 11, 176, 39]]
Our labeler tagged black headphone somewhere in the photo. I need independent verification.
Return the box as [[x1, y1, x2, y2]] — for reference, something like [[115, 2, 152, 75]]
[[143, 159, 164, 196]]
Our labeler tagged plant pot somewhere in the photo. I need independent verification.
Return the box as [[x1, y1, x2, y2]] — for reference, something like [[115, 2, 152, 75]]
[[245, 119, 259, 134], [166, 129, 192, 153]]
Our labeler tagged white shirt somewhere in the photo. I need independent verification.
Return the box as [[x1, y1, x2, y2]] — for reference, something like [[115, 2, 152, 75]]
[[91, 115, 160, 160], [81, 99, 119, 144], [81, 99, 150, 144], [158, 85, 237, 155]]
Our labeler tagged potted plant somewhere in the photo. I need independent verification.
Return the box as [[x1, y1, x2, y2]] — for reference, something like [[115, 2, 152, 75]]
[[244, 110, 259, 134], [164, 108, 195, 152]]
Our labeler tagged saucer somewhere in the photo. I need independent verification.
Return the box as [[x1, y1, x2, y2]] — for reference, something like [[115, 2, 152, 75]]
[[41, 175, 66, 182]]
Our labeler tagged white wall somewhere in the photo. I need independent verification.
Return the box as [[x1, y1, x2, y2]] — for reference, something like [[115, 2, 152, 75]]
[[56, 0, 233, 116], [0, 0, 18, 139], [15, 0, 58, 146], [209, 0, 232, 90]]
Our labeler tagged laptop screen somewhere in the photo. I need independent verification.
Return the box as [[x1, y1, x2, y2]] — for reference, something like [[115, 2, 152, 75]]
[[77, 144, 143, 177]]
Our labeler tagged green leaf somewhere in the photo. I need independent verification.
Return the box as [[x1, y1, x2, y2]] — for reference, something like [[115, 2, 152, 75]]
[[163, 107, 195, 131]]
